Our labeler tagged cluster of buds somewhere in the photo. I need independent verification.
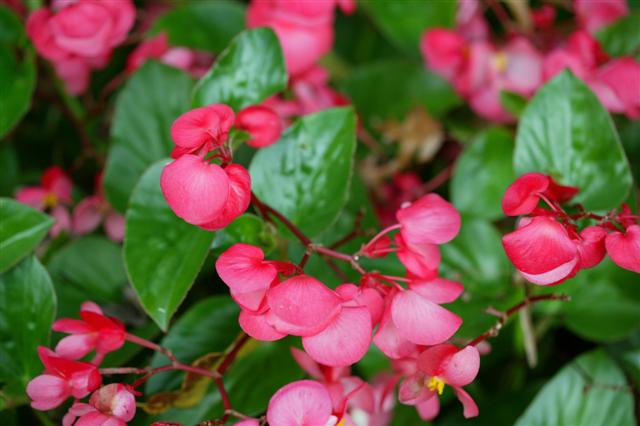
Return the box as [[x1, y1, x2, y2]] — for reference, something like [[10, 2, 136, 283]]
[[16, 168, 124, 241], [160, 103, 281, 230], [502, 172, 639, 285], [27, 302, 137, 425]]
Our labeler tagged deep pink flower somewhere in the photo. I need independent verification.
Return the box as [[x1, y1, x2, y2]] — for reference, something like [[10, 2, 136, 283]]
[[266, 380, 339, 426], [532, 4, 556, 29], [502, 216, 580, 285], [373, 298, 418, 360], [574, 0, 628, 33], [170, 104, 235, 157], [605, 224, 640, 273], [420, 29, 467, 81], [596, 58, 640, 119], [235, 105, 283, 148], [396, 193, 461, 247], [336, 283, 385, 326], [456, 0, 489, 41], [502, 172, 551, 216], [52, 301, 126, 361], [215, 243, 278, 312], [575, 226, 608, 269], [199, 164, 252, 231], [62, 383, 136, 426], [395, 234, 441, 279], [160, 155, 230, 225], [27, 347, 102, 410], [26, 0, 135, 94], [72, 173, 124, 241], [16, 166, 73, 210]]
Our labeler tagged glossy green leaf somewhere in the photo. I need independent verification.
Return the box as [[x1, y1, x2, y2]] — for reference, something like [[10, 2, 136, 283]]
[[341, 59, 461, 122], [0, 198, 53, 273], [596, 13, 640, 57], [46, 236, 127, 318], [104, 61, 194, 213], [249, 107, 357, 237], [192, 28, 287, 110], [514, 70, 633, 211], [552, 259, 640, 342], [451, 127, 515, 220], [0, 7, 36, 138], [516, 349, 634, 426], [0, 256, 56, 393], [500, 90, 528, 117], [441, 217, 512, 296], [124, 161, 215, 331], [363, 0, 456, 53], [146, 296, 240, 394], [211, 213, 277, 256], [150, 0, 245, 53]]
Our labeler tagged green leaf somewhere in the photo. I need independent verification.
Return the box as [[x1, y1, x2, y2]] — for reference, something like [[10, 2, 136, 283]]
[[211, 213, 277, 256], [596, 13, 640, 57], [340, 59, 461, 122], [500, 90, 528, 117], [363, 0, 456, 54], [124, 161, 215, 331], [441, 218, 512, 296], [514, 70, 633, 211], [249, 107, 357, 237], [0, 7, 36, 138], [552, 259, 640, 342], [451, 127, 515, 220], [150, 0, 245, 53], [146, 296, 240, 394], [104, 61, 194, 213], [0, 256, 56, 393], [192, 28, 287, 110], [0, 145, 19, 196], [46, 236, 127, 318], [516, 349, 634, 426], [0, 198, 53, 273]]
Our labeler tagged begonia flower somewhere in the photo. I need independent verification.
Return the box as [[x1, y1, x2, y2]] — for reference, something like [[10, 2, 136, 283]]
[[574, 0, 628, 33], [27, 347, 101, 410], [266, 380, 339, 426], [62, 383, 136, 426], [396, 193, 461, 247], [605, 224, 640, 273], [72, 173, 124, 241], [170, 104, 235, 157], [235, 105, 283, 148], [199, 164, 251, 231]]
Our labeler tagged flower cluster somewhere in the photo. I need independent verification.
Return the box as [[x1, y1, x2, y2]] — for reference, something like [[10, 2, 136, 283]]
[[502, 172, 640, 285], [215, 193, 480, 421], [16, 167, 124, 241], [27, 302, 136, 425], [160, 103, 281, 230], [421, 0, 639, 121], [126, 32, 214, 78], [26, 0, 135, 94]]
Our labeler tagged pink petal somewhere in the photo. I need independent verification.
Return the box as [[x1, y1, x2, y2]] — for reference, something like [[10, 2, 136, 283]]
[[215, 243, 277, 312], [267, 275, 342, 337], [501, 173, 550, 216], [72, 196, 103, 235], [410, 278, 464, 304], [15, 187, 47, 209], [235, 105, 283, 148], [454, 387, 479, 418], [50, 205, 72, 237], [160, 155, 230, 225], [391, 290, 462, 346], [238, 309, 286, 341], [395, 234, 440, 279], [75, 412, 113, 426], [418, 345, 480, 387], [290, 347, 324, 380], [416, 395, 440, 421], [372, 306, 417, 359], [52, 318, 92, 334], [519, 257, 579, 285], [336, 284, 384, 326], [81, 301, 103, 314], [55, 333, 96, 360], [398, 372, 434, 405], [420, 29, 467, 80], [266, 380, 333, 426], [502, 216, 579, 283], [199, 164, 251, 231], [605, 225, 640, 273], [42, 166, 73, 204], [89, 384, 136, 422], [302, 306, 372, 367], [27, 374, 69, 410], [397, 194, 461, 246], [104, 212, 125, 242], [170, 104, 234, 151], [576, 226, 607, 269]]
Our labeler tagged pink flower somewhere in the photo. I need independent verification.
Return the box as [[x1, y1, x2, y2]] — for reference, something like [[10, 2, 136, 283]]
[[395, 233, 441, 279], [16, 166, 73, 210], [235, 105, 283, 148], [26, 0, 135, 94], [72, 173, 124, 241], [266, 380, 339, 426], [198, 164, 252, 231], [63, 383, 136, 426], [502, 216, 580, 285], [501, 173, 578, 216], [575, 226, 608, 269], [399, 344, 480, 420], [456, 0, 488, 41], [247, 0, 353, 77], [605, 224, 640, 273], [52, 301, 126, 362], [421, 29, 468, 81], [396, 193, 461, 247], [27, 347, 102, 410], [170, 105, 235, 158], [574, 0, 628, 33], [596, 58, 640, 119]]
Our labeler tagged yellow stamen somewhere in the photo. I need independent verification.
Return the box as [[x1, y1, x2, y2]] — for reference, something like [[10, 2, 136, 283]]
[[43, 192, 58, 208], [336, 419, 346, 426], [493, 52, 508, 73], [427, 376, 445, 395]]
